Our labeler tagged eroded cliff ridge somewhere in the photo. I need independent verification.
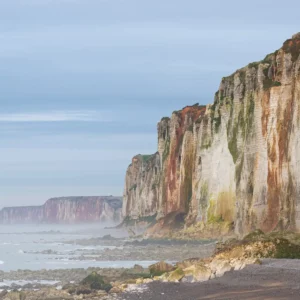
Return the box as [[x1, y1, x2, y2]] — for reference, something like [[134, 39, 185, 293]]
[[123, 33, 300, 237], [0, 196, 122, 224]]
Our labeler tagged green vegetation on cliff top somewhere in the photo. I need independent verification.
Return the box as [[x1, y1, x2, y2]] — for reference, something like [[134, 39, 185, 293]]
[[140, 154, 153, 162], [282, 36, 300, 62]]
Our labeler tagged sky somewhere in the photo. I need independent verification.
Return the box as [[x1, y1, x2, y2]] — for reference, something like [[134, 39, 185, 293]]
[[0, 0, 299, 207]]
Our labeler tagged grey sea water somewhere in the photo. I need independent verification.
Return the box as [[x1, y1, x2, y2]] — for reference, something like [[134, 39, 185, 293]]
[[0, 223, 155, 271]]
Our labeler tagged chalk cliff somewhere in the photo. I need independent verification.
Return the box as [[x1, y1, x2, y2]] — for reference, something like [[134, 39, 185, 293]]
[[123, 33, 300, 236], [0, 196, 122, 224]]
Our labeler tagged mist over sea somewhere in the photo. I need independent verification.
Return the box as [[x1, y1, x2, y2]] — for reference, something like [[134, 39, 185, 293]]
[[0, 223, 153, 272]]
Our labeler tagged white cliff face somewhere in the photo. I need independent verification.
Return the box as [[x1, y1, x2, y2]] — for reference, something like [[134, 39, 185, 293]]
[[122, 154, 160, 220], [191, 109, 236, 226], [0, 196, 122, 224], [123, 34, 300, 236]]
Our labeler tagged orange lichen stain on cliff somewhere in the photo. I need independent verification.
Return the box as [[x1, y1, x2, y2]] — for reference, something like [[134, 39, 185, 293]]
[[164, 105, 206, 214], [264, 94, 294, 231], [165, 125, 183, 213], [261, 91, 270, 138], [179, 135, 194, 213], [268, 135, 277, 163], [277, 98, 293, 168], [179, 105, 206, 121], [263, 165, 280, 232]]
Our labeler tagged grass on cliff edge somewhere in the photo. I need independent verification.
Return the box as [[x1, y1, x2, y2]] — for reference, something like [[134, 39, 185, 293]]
[[215, 230, 300, 259]]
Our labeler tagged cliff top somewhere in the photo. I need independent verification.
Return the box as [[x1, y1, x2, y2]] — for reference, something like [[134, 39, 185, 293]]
[[158, 33, 300, 123], [157, 33, 300, 124], [221, 32, 300, 82], [160, 103, 206, 123], [292, 32, 300, 39], [1, 205, 42, 210], [47, 196, 122, 202], [1, 196, 123, 211]]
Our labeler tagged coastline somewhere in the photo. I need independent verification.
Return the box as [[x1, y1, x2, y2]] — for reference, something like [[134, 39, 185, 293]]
[[120, 259, 300, 300], [2, 230, 300, 299]]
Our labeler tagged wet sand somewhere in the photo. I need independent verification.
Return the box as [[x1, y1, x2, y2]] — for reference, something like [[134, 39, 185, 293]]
[[63, 238, 216, 262], [119, 259, 300, 300]]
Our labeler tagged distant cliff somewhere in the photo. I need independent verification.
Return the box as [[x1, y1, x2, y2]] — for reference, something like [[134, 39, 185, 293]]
[[123, 33, 300, 237], [0, 196, 122, 224]]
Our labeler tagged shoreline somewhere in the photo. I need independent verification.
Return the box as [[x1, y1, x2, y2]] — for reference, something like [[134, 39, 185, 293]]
[[2, 230, 300, 299], [120, 259, 300, 300], [0, 238, 216, 291], [2, 258, 300, 299]]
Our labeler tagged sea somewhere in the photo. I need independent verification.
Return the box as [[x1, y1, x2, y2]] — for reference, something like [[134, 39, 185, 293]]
[[0, 223, 155, 272]]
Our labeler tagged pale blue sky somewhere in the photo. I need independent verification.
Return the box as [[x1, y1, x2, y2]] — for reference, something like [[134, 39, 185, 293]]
[[0, 0, 299, 207]]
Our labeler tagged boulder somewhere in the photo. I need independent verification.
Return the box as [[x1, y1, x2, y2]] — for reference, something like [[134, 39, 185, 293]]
[[108, 286, 123, 294], [149, 261, 175, 276], [230, 259, 246, 271], [80, 271, 112, 292], [209, 259, 233, 277], [153, 276, 162, 281], [245, 258, 262, 266], [181, 275, 194, 283], [176, 257, 203, 269], [183, 264, 212, 282], [135, 278, 144, 284], [133, 264, 144, 273], [167, 268, 185, 282], [216, 261, 233, 277]]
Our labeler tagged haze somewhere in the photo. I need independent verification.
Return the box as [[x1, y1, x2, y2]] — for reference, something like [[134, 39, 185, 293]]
[[0, 0, 299, 207]]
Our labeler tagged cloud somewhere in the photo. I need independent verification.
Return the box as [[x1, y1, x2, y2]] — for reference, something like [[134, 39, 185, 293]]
[[0, 111, 111, 122]]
